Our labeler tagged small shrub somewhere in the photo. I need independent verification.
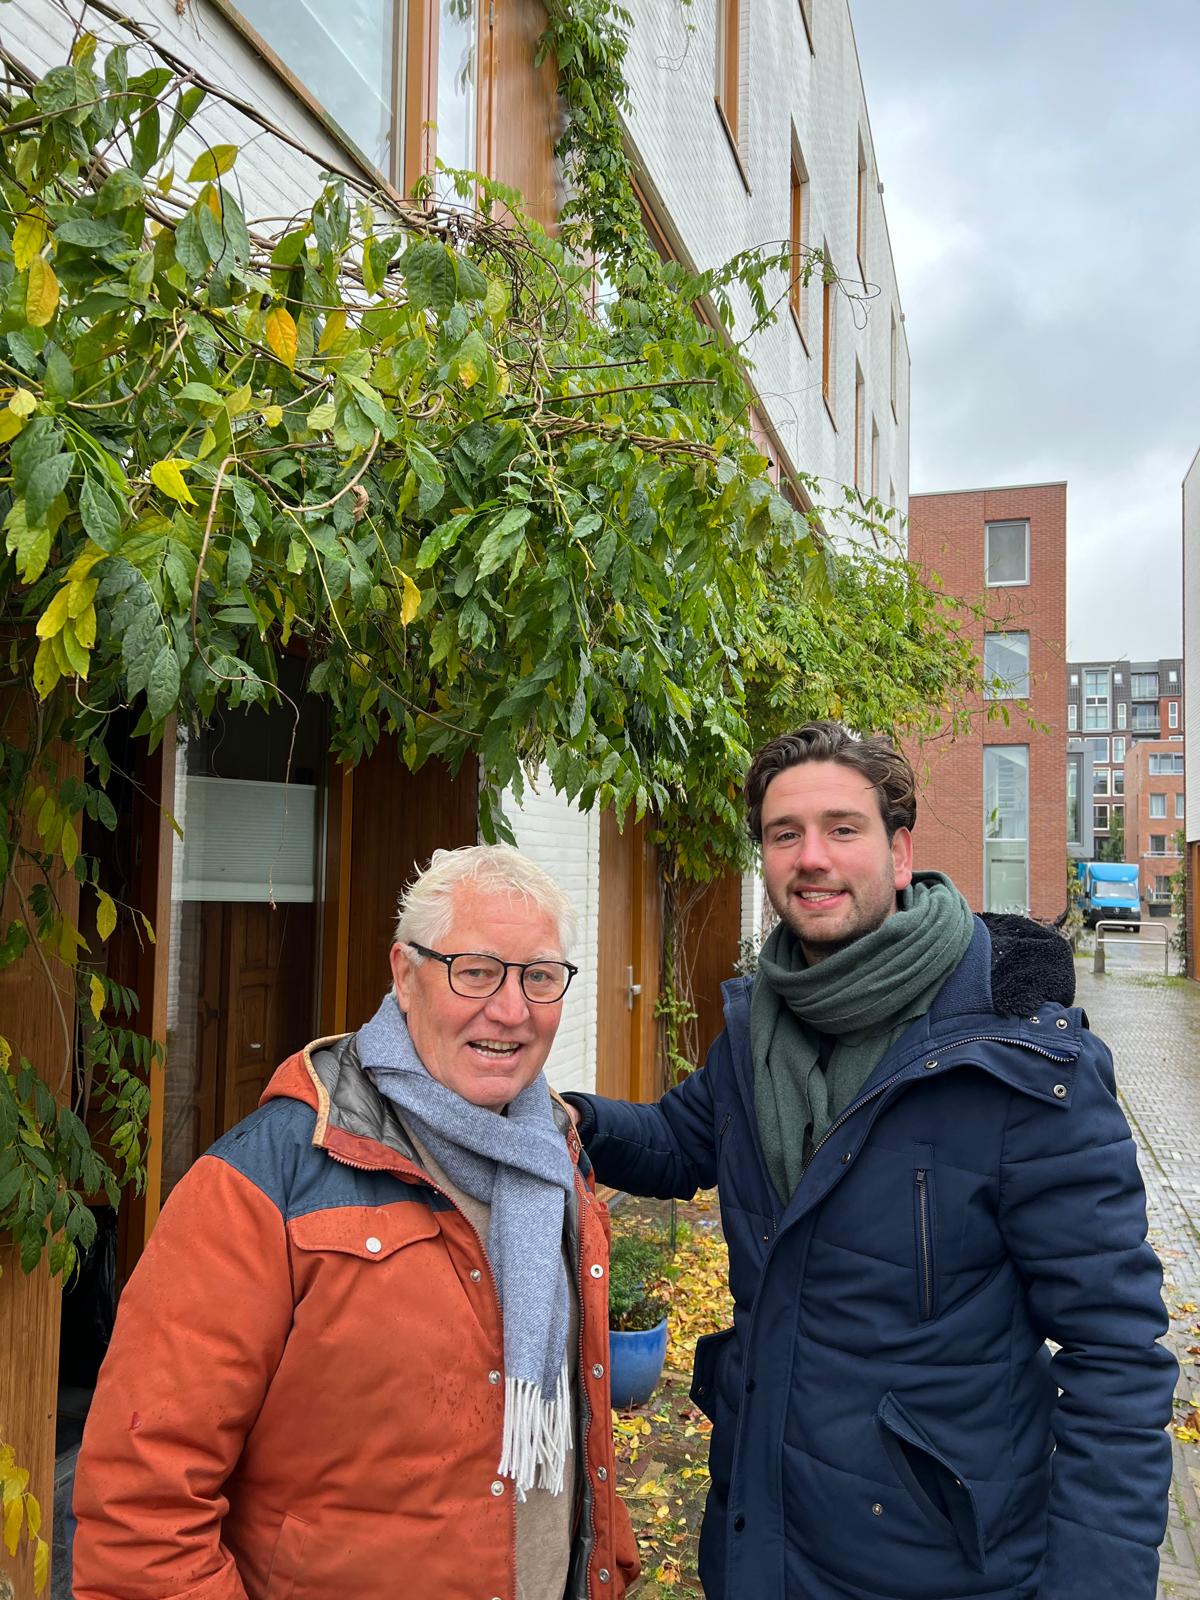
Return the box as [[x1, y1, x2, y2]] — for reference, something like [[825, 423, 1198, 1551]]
[[608, 1231, 673, 1331]]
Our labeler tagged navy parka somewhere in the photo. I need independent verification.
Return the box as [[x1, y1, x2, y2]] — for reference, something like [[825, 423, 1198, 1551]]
[[570, 919, 1175, 1600]]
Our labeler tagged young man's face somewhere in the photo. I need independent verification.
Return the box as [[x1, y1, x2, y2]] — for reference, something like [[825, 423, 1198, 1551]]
[[759, 759, 913, 963]]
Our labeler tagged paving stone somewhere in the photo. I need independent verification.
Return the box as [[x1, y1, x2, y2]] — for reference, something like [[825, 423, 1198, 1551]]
[[1073, 966, 1200, 1599]]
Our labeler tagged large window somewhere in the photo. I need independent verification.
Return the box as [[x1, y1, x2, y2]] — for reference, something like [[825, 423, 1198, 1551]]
[[234, 0, 401, 179], [436, 0, 478, 191], [1112, 769, 1125, 796], [1153, 875, 1173, 901], [1150, 793, 1167, 817], [983, 632, 1030, 699], [1112, 735, 1126, 763], [1092, 769, 1110, 797], [1131, 671, 1159, 699], [1084, 737, 1109, 763], [1083, 669, 1110, 731], [1066, 757, 1082, 848], [1093, 804, 1110, 833], [1150, 753, 1185, 775], [984, 521, 1029, 586], [1169, 700, 1180, 729], [984, 746, 1029, 913], [1131, 703, 1160, 732], [1148, 834, 1168, 856]]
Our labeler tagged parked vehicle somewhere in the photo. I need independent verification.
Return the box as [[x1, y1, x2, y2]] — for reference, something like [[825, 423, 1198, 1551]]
[[1076, 861, 1142, 927]]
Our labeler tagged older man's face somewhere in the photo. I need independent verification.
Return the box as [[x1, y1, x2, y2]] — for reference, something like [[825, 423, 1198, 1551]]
[[389, 886, 565, 1110]]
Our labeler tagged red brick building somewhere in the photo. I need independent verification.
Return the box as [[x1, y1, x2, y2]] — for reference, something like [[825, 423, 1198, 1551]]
[[1123, 740, 1186, 912], [906, 483, 1068, 920]]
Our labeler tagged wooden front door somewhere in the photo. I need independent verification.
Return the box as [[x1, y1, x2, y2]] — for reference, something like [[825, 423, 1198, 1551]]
[[595, 810, 661, 1103]]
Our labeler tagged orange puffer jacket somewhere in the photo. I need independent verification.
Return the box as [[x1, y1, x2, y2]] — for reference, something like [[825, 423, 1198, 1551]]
[[72, 1033, 640, 1600]]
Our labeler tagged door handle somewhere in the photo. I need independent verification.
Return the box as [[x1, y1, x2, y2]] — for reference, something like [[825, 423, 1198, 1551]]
[[626, 965, 642, 1011]]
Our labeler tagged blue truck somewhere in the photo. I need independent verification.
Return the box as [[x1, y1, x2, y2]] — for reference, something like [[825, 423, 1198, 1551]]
[[1076, 860, 1142, 927]]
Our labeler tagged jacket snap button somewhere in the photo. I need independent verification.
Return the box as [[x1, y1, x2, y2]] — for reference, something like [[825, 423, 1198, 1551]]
[[489, 1370, 501, 1385], [598, 1569, 611, 1583], [1055, 1017, 1068, 1029], [1029, 1015, 1040, 1024], [590, 1263, 605, 1278], [592, 1363, 604, 1379], [490, 1479, 505, 1497], [733, 1515, 746, 1532], [746, 1378, 756, 1393], [872, 1502, 883, 1516], [1053, 1083, 1067, 1099], [840, 1151, 851, 1164], [470, 1268, 482, 1282], [923, 1059, 938, 1070], [597, 1466, 608, 1481], [365, 1236, 382, 1253]]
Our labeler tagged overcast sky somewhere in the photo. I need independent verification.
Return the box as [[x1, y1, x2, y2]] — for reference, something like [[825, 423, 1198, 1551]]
[[851, 0, 1199, 661]]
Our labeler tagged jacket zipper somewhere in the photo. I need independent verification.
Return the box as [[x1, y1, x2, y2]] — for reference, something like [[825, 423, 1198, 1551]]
[[807, 1034, 1073, 1167], [915, 1169, 933, 1320], [575, 1186, 598, 1600]]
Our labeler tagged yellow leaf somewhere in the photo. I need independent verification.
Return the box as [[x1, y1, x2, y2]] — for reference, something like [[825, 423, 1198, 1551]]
[[399, 569, 421, 626], [0, 409, 25, 444], [261, 404, 284, 427], [61, 817, 78, 870], [150, 459, 196, 505], [9, 387, 38, 417], [225, 382, 252, 417], [89, 972, 105, 1020], [13, 212, 47, 271], [24, 1492, 40, 1540], [265, 305, 298, 369], [36, 585, 72, 640], [496, 358, 510, 396], [31, 637, 61, 699], [318, 308, 347, 352], [457, 356, 480, 389], [3, 1493, 21, 1557], [34, 1533, 49, 1595], [187, 145, 238, 182], [202, 182, 223, 220], [65, 545, 106, 582], [26, 257, 60, 328], [67, 577, 99, 618], [96, 888, 117, 943]]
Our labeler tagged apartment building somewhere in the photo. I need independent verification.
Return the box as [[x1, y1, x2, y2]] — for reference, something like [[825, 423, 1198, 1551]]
[[1065, 655, 1184, 861], [1184, 447, 1200, 977], [906, 484, 1067, 920], [1122, 742, 1186, 914]]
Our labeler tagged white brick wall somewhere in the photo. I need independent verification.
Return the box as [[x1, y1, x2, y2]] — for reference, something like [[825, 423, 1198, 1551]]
[[620, 0, 911, 524], [1184, 447, 1200, 846], [501, 772, 600, 1095]]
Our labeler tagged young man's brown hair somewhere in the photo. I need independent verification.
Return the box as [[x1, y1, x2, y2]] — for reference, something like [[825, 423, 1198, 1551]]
[[744, 721, 918, 842]]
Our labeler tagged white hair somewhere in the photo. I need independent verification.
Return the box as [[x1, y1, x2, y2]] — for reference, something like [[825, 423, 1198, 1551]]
[[393, 844, 577, 965]]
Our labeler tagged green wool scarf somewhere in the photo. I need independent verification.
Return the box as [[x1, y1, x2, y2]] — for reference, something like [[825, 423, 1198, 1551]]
[[751, 871, 975, 1204]]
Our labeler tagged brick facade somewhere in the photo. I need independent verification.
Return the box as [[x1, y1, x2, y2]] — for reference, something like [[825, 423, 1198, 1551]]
[[1123, 740, 1186, 912], [906, 484, 1068, 921]]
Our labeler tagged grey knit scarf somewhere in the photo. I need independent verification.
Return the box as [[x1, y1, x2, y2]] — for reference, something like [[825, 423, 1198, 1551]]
[[358, 995, 575, 1498], [752, 872, 975, 1202]]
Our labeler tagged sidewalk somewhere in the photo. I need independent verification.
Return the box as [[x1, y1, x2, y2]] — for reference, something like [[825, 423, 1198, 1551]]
[[1073, 964, 1200, 1599]]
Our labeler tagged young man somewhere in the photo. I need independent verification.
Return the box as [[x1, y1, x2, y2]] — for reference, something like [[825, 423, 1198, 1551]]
[[566, 723, 1175, 1600]]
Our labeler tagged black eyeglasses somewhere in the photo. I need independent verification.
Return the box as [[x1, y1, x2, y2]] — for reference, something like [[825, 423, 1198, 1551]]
[[408, 943, 577, 1003]]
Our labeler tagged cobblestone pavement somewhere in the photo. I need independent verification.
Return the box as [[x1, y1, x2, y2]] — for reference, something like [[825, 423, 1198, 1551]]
[[1074, 964, 1200, 1599]]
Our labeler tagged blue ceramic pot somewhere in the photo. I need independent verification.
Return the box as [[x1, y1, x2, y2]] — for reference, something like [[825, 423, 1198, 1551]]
[[608, 1316, 669, 1408]]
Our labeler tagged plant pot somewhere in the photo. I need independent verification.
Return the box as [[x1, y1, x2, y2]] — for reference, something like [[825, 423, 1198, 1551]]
[[608, 1316, 669, 1408]]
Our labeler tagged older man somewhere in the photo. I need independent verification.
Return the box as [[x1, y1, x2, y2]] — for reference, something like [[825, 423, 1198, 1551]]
[[74, 844, 638, 1600]]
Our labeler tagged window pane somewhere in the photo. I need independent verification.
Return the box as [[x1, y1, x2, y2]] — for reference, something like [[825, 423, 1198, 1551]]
[[235, 0, 397, 177], [983, 633, 1029, 699], [437, 0, 478, 191], [1116, 702, 1127, 728], [1131, 672, 1159, 699], [1067, 704, 1077, 729], [984, 746, 1028, 913], [1150, 835, 1167, 854], [1092, 769, 1109, 797], [1150, 793, 1166, 817], [1084, 737, 1109, 762], [1066, 760, 1080, 844], [985, 521, 1028, 585], [1178, 794, 1186, 819], [1112, 737, 1125, 762]]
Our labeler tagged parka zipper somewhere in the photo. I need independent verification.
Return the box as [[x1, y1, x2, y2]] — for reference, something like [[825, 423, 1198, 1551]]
[[914, 1168, 933, 1320], [807, 1034, 1073, 1167]]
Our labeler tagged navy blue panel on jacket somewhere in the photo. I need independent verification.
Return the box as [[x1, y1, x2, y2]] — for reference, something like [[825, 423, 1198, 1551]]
[[569, 918, 1176, 1600]]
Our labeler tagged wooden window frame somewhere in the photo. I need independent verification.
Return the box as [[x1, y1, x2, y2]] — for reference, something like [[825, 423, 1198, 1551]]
[[855, 135, 868, 285], [821, 249, 836, 426], [853, 363, 865, 491], [715, 0, 749, 188], [798, 0, 815, 53], [889, 308, 898, 421], [789, 149, 810, 348]]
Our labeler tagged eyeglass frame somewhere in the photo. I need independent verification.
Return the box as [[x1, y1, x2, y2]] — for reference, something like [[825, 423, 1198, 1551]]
[[407, 942, 578, 1003]]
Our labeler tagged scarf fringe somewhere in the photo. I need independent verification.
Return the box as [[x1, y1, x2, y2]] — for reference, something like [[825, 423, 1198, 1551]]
[[499, 1365, 572, 1501]]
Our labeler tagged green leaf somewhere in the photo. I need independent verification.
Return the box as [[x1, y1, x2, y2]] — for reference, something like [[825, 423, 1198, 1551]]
[[226, 539, 252, 588], [130, 103, 161, 177], [162, 84, 206, 157], [175, 381, 224, 406], [454, 254, 488, 302], [42, 347, 76, 401], [79, 477, 122, 550], [4, 499, 52, 583], [26, 452, 73, 526], [403, 240, 457, 317], [475, 506, 531, 579], [407, 441, 445, 516], [173, 204, 210, 277], [94, 165, 145, 214], [416, 511, 472, 569], [54, 215, 126, 248], [145, 644, 181, 720]]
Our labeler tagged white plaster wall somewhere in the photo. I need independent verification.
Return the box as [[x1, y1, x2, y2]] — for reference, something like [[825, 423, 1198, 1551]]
[[501, 771, 600, 1095], [620, 0, 911, 524], [1184, 447, 1200, 846]]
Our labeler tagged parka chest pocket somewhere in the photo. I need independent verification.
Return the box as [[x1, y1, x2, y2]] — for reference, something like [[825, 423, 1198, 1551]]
[[288, 1203, 441, 1272]]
